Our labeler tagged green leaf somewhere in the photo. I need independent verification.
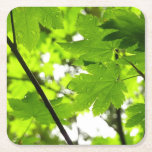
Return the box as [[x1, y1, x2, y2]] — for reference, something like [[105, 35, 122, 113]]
[[69, 63, 127, 115], [59, 15, 121, 64], [63, 7, 82, 34], [7, 7, 145, 145], [8, 8, 40, 50], [77, 14, 117, 40], [126, 103, 145, 128], [8, 92, 74, 124], [77, 14, 100, 40], [7, 7, 63, 50], [60, 39, 122, 63], [37, 7, 63, 29], [102, 8, 145, 50], [92, 136, 121, 145], [8, 92, 53, 124], [22, 136, 39, 145], [117, 43, 145, 74], [124, 52, 145, 73]]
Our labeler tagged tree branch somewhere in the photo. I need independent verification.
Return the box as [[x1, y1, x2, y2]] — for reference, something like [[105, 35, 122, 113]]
[[7, 11, 73, 145], [100, 107, 126, 145], [114, 50, 126, 145], [116, 108, 126, 145], [123, 57, 145, 80]]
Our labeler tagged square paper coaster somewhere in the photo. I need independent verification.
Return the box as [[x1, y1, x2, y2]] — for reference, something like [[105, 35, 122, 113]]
[[1, 0, 152, 152], [7, 6, 145, 145]]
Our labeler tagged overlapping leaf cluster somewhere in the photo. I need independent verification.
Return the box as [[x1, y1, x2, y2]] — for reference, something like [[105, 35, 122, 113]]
[[60, 8, 145, 119], [7, 7, 145, 145]]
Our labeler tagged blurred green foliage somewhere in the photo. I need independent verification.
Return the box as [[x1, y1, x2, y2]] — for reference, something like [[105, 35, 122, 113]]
[[7, 7, 145, 145]]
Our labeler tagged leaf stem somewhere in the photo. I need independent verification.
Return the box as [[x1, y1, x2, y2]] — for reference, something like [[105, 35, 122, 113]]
[[121, 75, 140, 81], [7, 11, 73, 145], [123, 57, 145, 80]]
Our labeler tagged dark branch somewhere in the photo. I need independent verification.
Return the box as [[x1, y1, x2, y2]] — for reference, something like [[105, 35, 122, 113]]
[[7, 11, 73, 145], [114, 50, 126, 145], [116, 108, 126, 145], [10, 11, 17, 46], [123, 57, 145, 80]]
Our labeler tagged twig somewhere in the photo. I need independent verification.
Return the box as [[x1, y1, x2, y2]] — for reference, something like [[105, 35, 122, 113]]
[[123, 57, 145, 80], [7, 11, 73, 145], [121, 75, 140, 81]]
